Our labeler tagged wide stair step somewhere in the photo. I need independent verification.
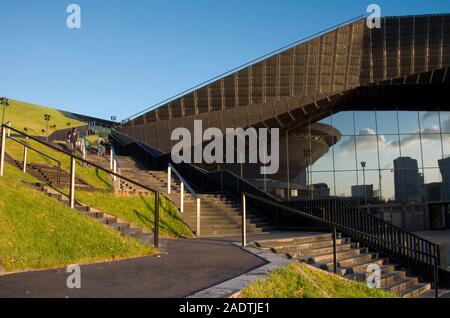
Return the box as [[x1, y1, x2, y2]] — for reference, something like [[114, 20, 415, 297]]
[[121, 227, 143, 238], [339, 259, 391, 276], [255, 233, 433, 298], [255, 233, 333, 248], [286, 242, 357, 259], [384, 277, 419, 294], [114, 155, 271, 238], [399, 283, 432, 298], [305, 248, 369, 264], [108, 223, 130, 231], [270, 237, 350, 254]]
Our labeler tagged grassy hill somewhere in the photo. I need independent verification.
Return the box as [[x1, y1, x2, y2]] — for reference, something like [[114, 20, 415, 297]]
[[0, 162, 155, 273], [2, 99, 85, 136], [75, 191, 193, 238], [240, 263, 396, 298], [0, 99, 194, 273]]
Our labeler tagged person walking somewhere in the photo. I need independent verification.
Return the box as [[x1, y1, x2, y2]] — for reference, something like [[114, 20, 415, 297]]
[[105, 138, 112, 156], [98, 136, 106, 156], [69, 127, 78, 154]]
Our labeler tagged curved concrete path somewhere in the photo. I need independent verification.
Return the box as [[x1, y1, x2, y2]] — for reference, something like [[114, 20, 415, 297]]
[[0, 238, 267, 298]]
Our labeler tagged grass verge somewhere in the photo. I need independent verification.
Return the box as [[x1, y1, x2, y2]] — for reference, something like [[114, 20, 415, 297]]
[[240, 263, 397, 298], [0, 163, 155, 273], [75, 190, 194, 238]]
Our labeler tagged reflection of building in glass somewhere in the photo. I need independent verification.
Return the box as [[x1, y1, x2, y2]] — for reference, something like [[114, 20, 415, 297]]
[[424, 182, 443, 202], [292, 169, 307, 186], [439, 157, 450, 201], [351, 185, 374, 201], [313, 183, 330, 197], [394, 157, 420, 203]]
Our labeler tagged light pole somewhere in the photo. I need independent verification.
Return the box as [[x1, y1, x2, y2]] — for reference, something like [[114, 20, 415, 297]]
[[1, 97, 10, 126], [111, 116, 117, 128], [44, 114, 51, 142], [361, 161, 367, 207]]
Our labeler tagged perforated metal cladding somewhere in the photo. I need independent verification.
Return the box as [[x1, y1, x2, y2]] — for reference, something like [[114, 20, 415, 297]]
[[118, 15, 450, 153], [122, 20, 366, 130], [360, 15, 450, 84]]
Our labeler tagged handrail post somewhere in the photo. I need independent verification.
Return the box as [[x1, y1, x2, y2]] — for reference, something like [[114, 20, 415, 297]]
[[242, 193, 247, 247], [167, 166, 171, 194], [23, 145, 27, 173], [434, 254, 439, 298], [69, 157, 76, 209], [180, 181, 184, 213], [109, 148, 113, 169], [0, 125, 6, 176], [332, 225, 338, 274], [196, 197, 201, 237], [113, 159, 117, 181], [154, 192, 160, 248], [82, 139, 86, 160], [57, 162, 61, 185]]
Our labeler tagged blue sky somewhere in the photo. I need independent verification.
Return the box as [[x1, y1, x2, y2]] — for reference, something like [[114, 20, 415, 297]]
[[1, 0, 449, 120]]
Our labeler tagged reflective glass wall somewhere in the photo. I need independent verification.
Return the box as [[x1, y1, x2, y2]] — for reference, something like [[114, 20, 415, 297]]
[[305, 110, 450, 205]]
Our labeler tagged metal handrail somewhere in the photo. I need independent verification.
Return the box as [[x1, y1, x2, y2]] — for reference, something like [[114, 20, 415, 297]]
[[2, 126, 158, 194], [168, 163, 198, 198], [0, 124, 163, 247], [243, 192, 441, 296], [7, 136, 62, 184], [286, 198, 440, 251], [110, 131, 203, 235], [107, 126, 442, 292], [248, 193, 437, 256], [168, 163, 201, 236], [110, 130, 165, 158]]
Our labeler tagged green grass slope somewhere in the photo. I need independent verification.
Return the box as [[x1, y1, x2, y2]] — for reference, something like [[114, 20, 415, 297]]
[[2, 99, 85, 136], [75, 191, 193, 238], [0, 163, 155, 272], [240, 263, 397, 298], [2, 100, 111, 190]]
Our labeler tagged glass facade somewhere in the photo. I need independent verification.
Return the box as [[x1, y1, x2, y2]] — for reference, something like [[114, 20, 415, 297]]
[[280, 110, 450, 206]]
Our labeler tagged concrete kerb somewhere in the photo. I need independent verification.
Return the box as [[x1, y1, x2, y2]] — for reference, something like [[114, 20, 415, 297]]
[[187, 242, 292, 298]]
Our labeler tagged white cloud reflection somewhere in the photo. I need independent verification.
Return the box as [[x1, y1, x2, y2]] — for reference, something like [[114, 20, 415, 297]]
[[338, 118, 450, 155]]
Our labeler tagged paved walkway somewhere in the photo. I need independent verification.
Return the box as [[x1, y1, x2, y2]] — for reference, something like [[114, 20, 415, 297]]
[[0, 237, 268, 298], [188, 243, 292, 298]]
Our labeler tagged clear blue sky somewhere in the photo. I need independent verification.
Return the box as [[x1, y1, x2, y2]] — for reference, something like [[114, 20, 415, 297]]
[[1, 0, 449, 120]]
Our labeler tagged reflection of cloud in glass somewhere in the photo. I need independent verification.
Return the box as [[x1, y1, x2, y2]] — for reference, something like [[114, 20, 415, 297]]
[[329, 112, 450, 200], [443, 118, 450, 132], [339, 128, 386, 154], [391, 133, 438, 149], [339, 119, 450, 154], [421, 111, 436, 121], [391, 122, 450, 149]]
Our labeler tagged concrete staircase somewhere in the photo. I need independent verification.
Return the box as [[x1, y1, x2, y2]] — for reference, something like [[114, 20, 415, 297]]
[[5, 155, 95, 190], [109, 155, 274, 237], [253, 233, 433, 298]]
